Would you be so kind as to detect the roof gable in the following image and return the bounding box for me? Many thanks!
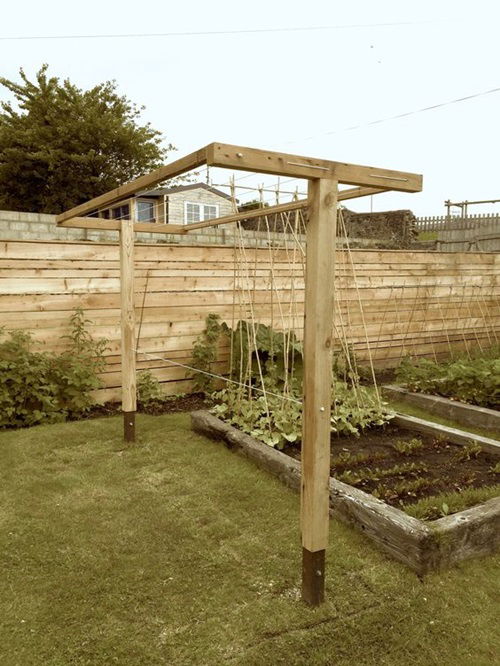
[136,182,233,201]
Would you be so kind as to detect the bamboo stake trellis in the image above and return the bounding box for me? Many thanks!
[56,142,423,606]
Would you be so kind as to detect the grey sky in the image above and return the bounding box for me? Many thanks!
[2,0,499,216]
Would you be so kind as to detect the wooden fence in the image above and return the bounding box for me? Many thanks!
[0,240,498,403]
[416,213,500,232]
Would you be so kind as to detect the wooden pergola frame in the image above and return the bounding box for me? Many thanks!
[56,142,422,606]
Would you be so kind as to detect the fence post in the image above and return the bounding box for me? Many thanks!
[301,178,337,606]
[120,217,137,442]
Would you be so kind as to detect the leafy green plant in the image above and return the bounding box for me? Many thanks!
[0,309,108,428]
[396,354,500,409]
[336,461,427,487]
[211,387,302,449]
[211,378,392,450]
[330,450,389,472]
[137,370,164,409]
[228,320,303,392]
[373,477,434,502]
[190,314,226,394]
[206,318,393,449]
[392,437,424,455]
[455,441,482,462]
[490,462,500,475]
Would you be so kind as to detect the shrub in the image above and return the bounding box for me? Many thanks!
[396,355,500,409]
[0,309,107,428]
[190,314,226,394]
[137,370,165,410]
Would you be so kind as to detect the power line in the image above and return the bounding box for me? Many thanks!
[227,85,500,184]
[0,19,449,42]
[285,85,500,145]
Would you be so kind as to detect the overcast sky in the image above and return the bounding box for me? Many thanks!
[2,0,500,216]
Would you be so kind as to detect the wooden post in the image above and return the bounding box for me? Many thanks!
[301,178,337,605]
[120,216,137,442]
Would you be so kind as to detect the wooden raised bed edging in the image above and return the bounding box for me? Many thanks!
[391,414,500,455]
[384,385,500,439]
[191,410,500,575]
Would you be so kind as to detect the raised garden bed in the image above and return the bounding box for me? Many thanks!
[383,385,500,438]
[191,410,500,575]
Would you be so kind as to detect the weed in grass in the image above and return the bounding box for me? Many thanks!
[392,437,424,455]
[490,462,500,475]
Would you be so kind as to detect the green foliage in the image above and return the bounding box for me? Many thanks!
[238,199,270,211]
[373,477,435,502]
[490,462,500,475]
[211,388,302,449]
[211,379,391,450]
[331,450,389,472]
[455,441,482,462]
[336,461,428,487]
[190,314,227,394]
[392,437,424,455]
[0,65,173,213]
[136,370,164,409]
[202,316,391,448]
[396,354,500,409]
[228,320,303,391]
[403,484,500,520]
[0,309,107,427]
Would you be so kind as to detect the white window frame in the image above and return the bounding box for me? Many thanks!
[136,199,156,223]
[184,201,219,224]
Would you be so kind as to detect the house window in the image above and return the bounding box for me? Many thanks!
[137,200,155,222]
[184,202,219,224]
[111,204,130,220]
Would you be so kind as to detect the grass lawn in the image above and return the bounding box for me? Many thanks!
[0,414,499,666]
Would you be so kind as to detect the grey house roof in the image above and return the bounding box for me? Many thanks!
[135,182,233,201]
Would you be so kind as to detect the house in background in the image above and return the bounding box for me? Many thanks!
[93,183,234,224]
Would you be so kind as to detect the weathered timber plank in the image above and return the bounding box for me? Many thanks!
[384,386,500,438]
[393,414,500,456]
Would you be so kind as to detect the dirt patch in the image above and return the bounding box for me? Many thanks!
[284,424,499,508]
[78,393,213,421]
[137,393,213,415]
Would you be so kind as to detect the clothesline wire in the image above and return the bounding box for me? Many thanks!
[132,348,303,405]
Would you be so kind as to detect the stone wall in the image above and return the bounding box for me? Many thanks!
[341,209,417,249]
[242,207,417,249]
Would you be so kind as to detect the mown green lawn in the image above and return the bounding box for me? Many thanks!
[0,413,498,666]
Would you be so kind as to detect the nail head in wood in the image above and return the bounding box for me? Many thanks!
[123,411,136,443]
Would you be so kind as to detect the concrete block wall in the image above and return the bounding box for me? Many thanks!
[0,209,303,248]
[0,209,390,249]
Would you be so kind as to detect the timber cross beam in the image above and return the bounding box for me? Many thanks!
[56,142,422,228]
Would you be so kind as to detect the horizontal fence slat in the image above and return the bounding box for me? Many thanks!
[0,239,498,401]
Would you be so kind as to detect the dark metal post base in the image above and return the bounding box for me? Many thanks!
[302,548,326,606]
[123,411,136,442]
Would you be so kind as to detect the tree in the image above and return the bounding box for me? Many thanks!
[0,65,174,214]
